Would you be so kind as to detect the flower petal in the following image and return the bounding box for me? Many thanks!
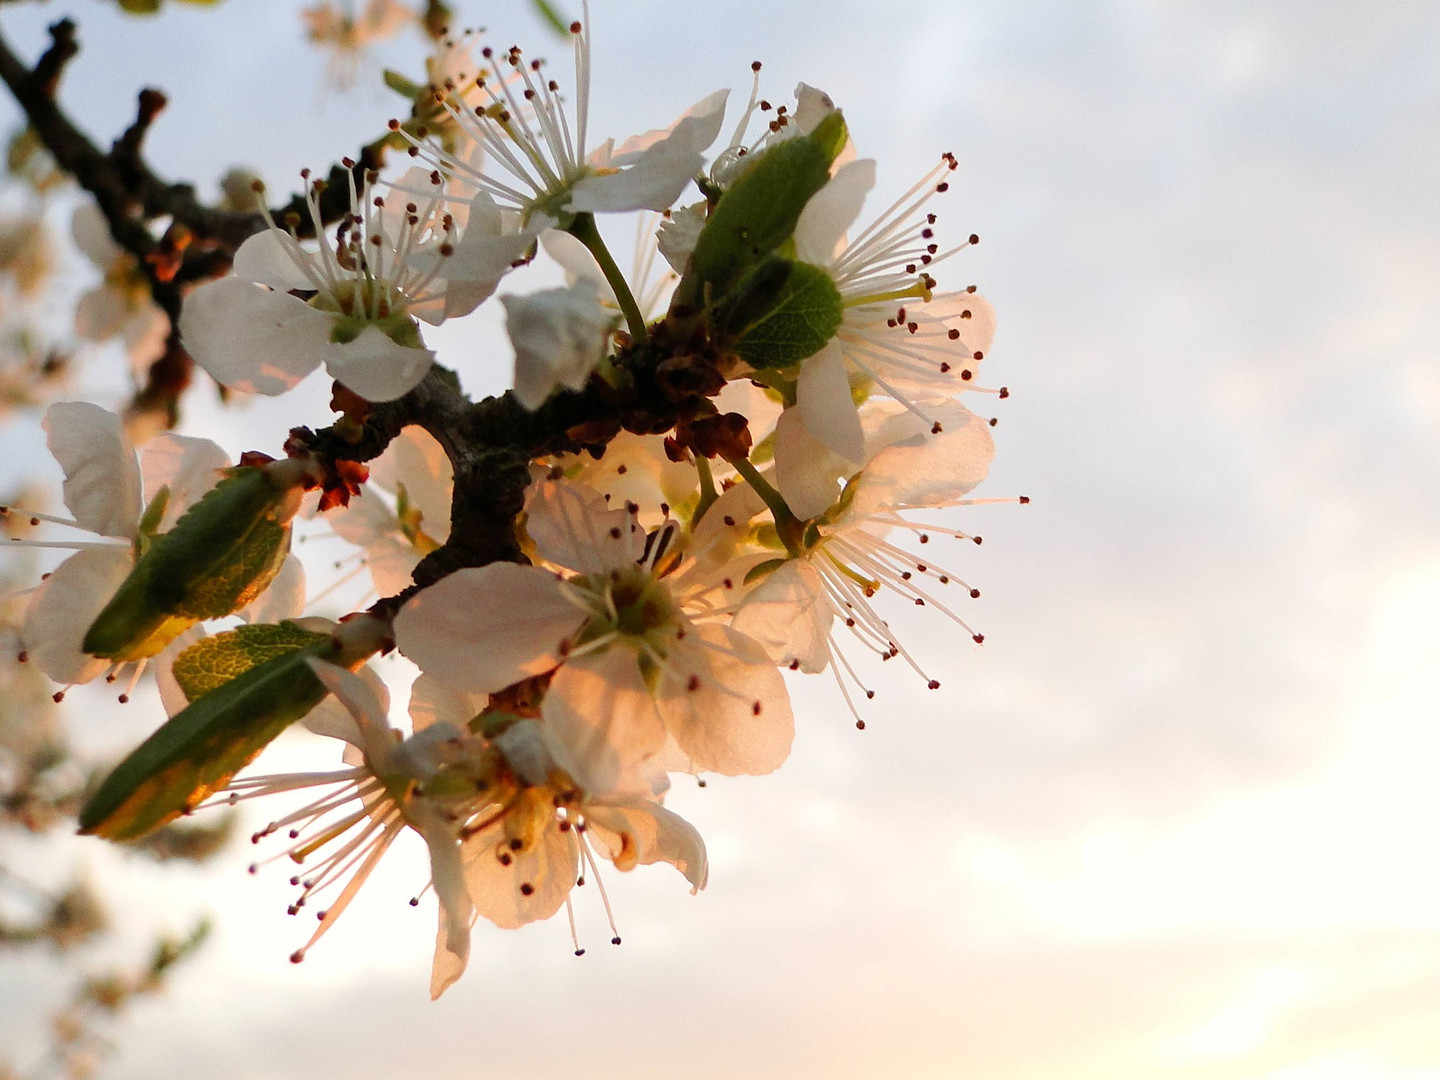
[797,339,866,465]
[43,402,142,539]
[463,812,577,930]
[850,402,996,517]
[794,158,876,266]
[324,325,435,403]
[178,277,330,396]
[231,229,320,292]
[657,623,794,776]
[523,476,637,575]
[408,672,486,733]
[586,797,708,892]
[22,547,135,685]
[541,646,667,797]
[394,563,585,694]
[138,433,230,532]
[70,202,122,270]
[772,406,850,522]
[731,560,833,673]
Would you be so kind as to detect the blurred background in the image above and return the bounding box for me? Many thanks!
[0,1,1438,1077]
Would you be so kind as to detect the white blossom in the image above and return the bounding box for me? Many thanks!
[502,280,614,409]
[398,6,729,224]
[395,476,794,778]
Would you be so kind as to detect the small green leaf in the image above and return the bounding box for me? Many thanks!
[531,0,571,36]
[671,113,847,318]
[383,69,424,101]
[83,466,298,662]
[170,622,331,703]
[117,0,162,12]
[79,639,339,841]
[722,259,844,370]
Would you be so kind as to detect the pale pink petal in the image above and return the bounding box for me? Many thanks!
[657,623,794,776]
[569,89,730,214]
[794,158,876,266]
[850,402,996,517]
[73,286,129,342]
[797,340,865,465]
[541,647,667,797]
[463,815,577,929]
[731,560,832,673]
[326,493,419,598]
[539,229,612,301]
[414,802,470,999]
[179,277,331,396]
[324,325,434,403]
[21,547,134,685]
[307,659,394,763]
[70,202,121,270]
[153,624,206,716]
[367,427,452,540]
[586,798,708,892]
[394,563,585,694]
[524,477,638,576]
[772,407,850,522]
[138,433,230,531]
[408,672,486,733]
[43,402,142,539]
[231,229,319,292]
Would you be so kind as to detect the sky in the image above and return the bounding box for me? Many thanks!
[2,1,1440,1077]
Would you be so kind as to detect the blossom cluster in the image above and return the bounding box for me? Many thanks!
[9,5,1013,998]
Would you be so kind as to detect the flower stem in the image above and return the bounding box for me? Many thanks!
[723,452,805,555]
[567,212,647,344]
[693,454,719,525]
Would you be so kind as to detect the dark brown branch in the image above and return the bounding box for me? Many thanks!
[0,17,399,424]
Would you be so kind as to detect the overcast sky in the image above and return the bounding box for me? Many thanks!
[2,1,1440,1077]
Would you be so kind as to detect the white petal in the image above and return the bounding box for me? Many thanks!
[153,624,206,716]
[585,798,708,892]
[463,814,577,929]
[21,547,135,685]
[324,325,434,403]
[502,282,612,410]
[655,202,706,275]
[393,563,585,694]
[73,286,130,342]
[325,493,419,597]
[541,647,668,797]
[797,340,866,464]
[43,402,142,539]
[539,228,612,301]
[138,433,230,531]
[70,202,122,270]
[367,426,452,540]
[417,803,471,1000]
[771,407,850,522]
[299,662,388,746]
[237,553,307,623]
[231,229,320,292]
[794,158,876,266]
[523,476,637,575]
[657,623,794,776]
[120,303,171,373]
[178,277,330,396]
[850,403,996,517]
[492,720,559,788]
[306,659,395,763]
[732,560,833,673]
[568,89,730,214]
[408,672,485,733]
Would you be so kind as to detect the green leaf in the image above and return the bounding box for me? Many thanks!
[78,638,339,841]
[82,466,297,662]
[531,0,571,35]
[170,622,331,703]
[383,69,424,101]
[672,111,848,318]
[720,259,844,370]
[117,0,162,11]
